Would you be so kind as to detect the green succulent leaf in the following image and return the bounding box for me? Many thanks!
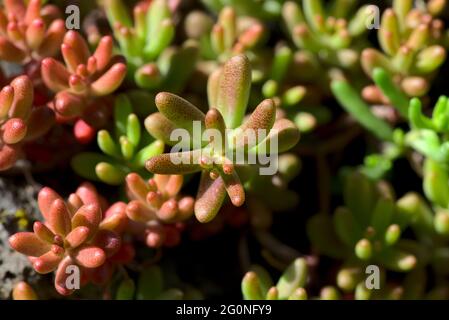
[115,94,133,137]
[331,80,394,141]
[137,266,164,300]
[127,114,141,147]
[98,130,121,159]
[242,272,264,300]
[276,258,308,300]
[71,153,112,182]
[95,162,128,185]
[133,140,165,168]
[372,68,409,118]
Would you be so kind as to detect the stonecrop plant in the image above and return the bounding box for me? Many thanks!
[4,0,449,302]
[145,54,300,223]
[104,0,198,92]
[71,94,164,185]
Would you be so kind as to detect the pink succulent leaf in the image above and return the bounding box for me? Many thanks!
[144,112,179,146]
[73,245,106,269]
[33,221,55,244]
[46,198,72,236]
[126,200,156,222]
[194,171,227,223]
[33,245,64,274]
[38,187,64,220]
[9,232,51,257]
[65,226,90,249]
[90,63,127,96]
[146,150,203,175]
[71,203,102,238]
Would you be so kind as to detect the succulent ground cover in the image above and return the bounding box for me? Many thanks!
[4,0,449,301]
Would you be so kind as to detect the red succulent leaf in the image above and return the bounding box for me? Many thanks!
[33,245,64,274]
[9,232,51,257]
[71,203,102,238]
[73,245,106,268]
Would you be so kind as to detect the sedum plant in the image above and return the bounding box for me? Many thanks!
[145,54,300,223]
[201,0,286,21]
[104,0,198,91]
[71,94,164,185]
[361,0,447,102]
[6,0,449,302]
[242,258,309,300]
[0,75,54,170]
[255,43,331,133]
[8,183,128,295]
[41,31,127,142]
[185,6,265,66]
[0,0,65,65]
[307,171,424,272]
[125,172,194,248]
[282,0,376,71]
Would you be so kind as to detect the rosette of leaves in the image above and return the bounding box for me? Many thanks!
[201,0,286,21]
[71,94,164,185]
[8,183,128,295]
[241,258,343,300]
[125,172,194,248]
[0,0,65,64]
[282,0,375,71]
[257,44,331,133]
[41,30,127,142]
[242,258,309,300]
[0,75,55,170]
[307,171,428,273]
[185,6,265,66]
[361,0,447,102]
[331,84,449,267]
[104,0,198,91]
[145,54,300,223]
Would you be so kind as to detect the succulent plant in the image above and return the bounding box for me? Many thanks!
[282,0,375,71]
[125,172,194,248]
[104,0,198,91]
[8,183,128,295]
[0,0,65,65]
[5,0,449,302]
[41,30,127,142]
[254,43,332,133]
[307,171,426,272]
[201,0,286,21]
[0,75,54,170]
[185,6,265,65]
[145,54,300,223]
[242,258,309,300]
[71,94,164,185]
[361,0,447,102]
